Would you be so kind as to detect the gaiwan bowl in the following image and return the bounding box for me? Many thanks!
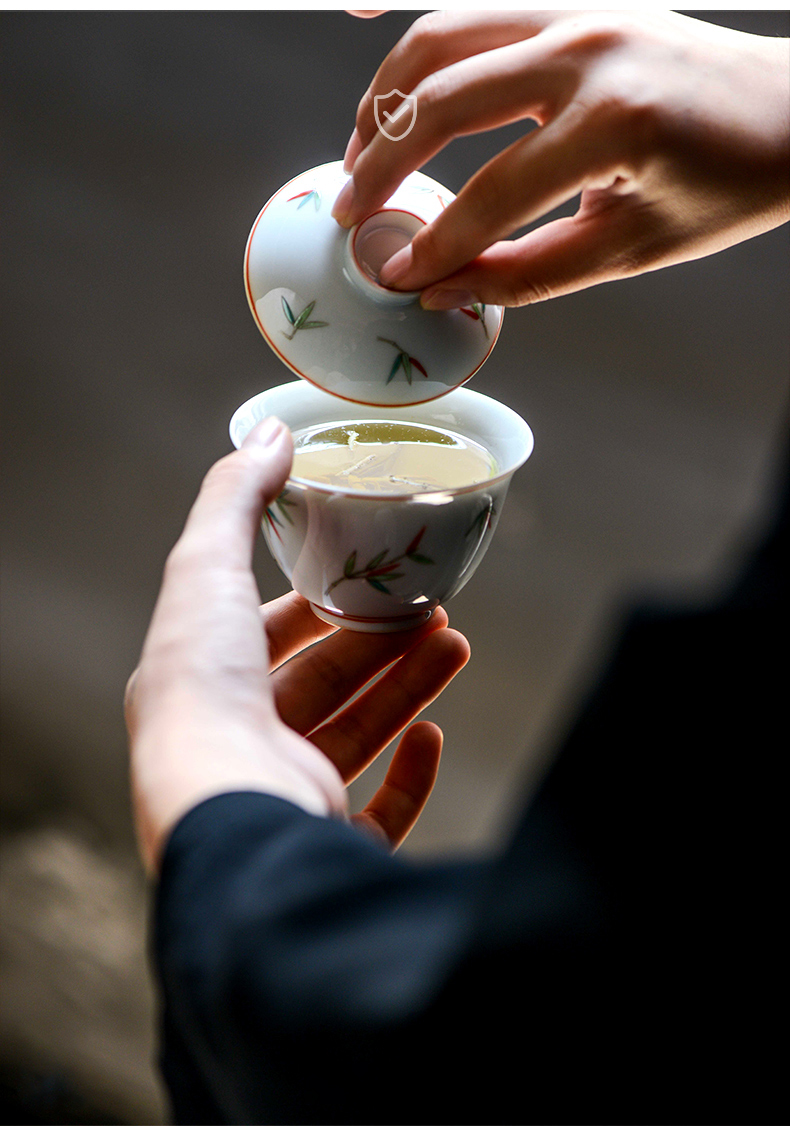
[230,380,534,632]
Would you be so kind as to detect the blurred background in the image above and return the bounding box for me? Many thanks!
[1,9,788,1124]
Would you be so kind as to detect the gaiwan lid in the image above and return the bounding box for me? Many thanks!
[244,161,503,407]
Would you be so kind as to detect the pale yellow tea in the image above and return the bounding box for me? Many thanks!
[291,420,497,494]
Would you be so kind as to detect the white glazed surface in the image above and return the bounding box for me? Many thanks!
[230,381,533,631]
[244,161,504,408]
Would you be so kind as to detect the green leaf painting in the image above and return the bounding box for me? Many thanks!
[281,297,329,340]
[460,303,489,338]
[287,189,321,211]
[466,500,496,539]
[326,526,434,595]
[263,490,296,541]
[377,337,428,385]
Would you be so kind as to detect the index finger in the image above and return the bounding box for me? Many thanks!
[334,29,578,242]
[337,11,566,228]
[349,10,555,159]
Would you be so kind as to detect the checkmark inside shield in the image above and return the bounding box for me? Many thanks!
[374,90,418,140]
[383,102,411,125]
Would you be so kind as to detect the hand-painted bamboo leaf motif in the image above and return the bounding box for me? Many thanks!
[264,508,283,538]
[326,526,433,595]
[282,296,329,340]
[378,337,427,384]
[367,578,391,593]
[364,550,388,571]
[387,353,404,384]
[368,562,402,577]
[473,303,488,338]
[264,490,296,541]
[405,527,426,555]
[405,526,434,565]
[293,300,315,329]
[460,303,489,337]
[287,189,321,211]
[274,493,296,524]
[466,501,496,538]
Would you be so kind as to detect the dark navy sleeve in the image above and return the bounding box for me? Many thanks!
[153,775,608,1126]
[153,460,787,1126]
[153,792,486,1124]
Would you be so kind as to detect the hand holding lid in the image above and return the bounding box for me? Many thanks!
[244,161,503,407]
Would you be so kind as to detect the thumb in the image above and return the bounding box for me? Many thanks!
[174,416,294,573]
[241,414,294,487]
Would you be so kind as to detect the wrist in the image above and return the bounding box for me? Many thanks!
[130,719,347,873]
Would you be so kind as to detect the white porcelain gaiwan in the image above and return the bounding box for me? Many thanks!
[230,381,534,632]
[244,160,504,407]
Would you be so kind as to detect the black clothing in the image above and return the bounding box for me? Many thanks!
[154,464,787,1125]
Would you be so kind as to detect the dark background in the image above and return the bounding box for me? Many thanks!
[2,10,788,1124]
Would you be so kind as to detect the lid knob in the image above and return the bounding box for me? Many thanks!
[344,209,423,306]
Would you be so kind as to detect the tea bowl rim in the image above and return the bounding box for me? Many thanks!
[229,380,534,502]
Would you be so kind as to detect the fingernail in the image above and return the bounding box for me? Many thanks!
[378,244,413,287]
[421,288,478,311]
[343,128,362,173]
[247,415,285,448]
[332,178,356,228]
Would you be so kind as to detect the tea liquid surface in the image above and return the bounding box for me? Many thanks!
[291,420,496,494]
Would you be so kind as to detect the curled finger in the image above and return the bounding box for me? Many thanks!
[260,591,338,671]
[418,187,677,309]
[376,100,621,294]
[347,10,554,167]
[271,606,452,736]
[351,720,443,849]
[308,624,470,782]
[335,22,582,233]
